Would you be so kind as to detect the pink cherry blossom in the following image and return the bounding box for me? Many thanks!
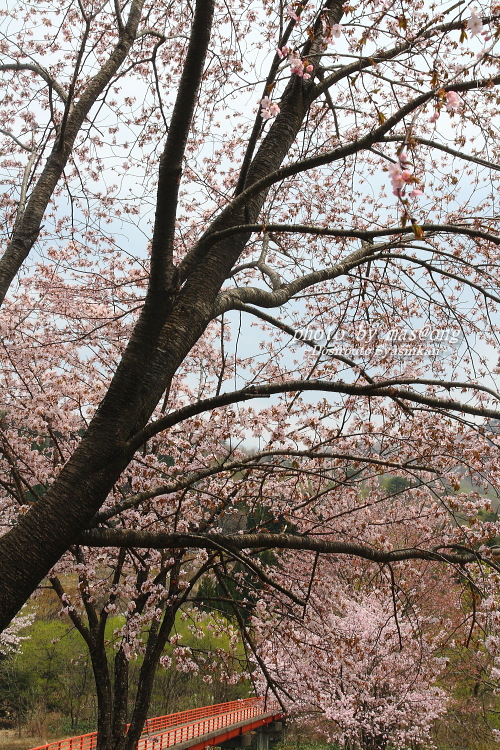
[387,152,423,198]
[445,90,462,111]
[260,97,280,119]
[387,161,405,196]
[255,563,450,750]
[0,614,33,656]
[276,45,290,60]
[468,8,484,36]
[289,54,305,76]
[302,64,314,80]
[287,3,300,22]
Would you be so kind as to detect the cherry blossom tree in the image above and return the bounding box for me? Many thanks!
[0,614,33,658]
[1,0,500,746]
[253,553,455,750]
[45,542,247,750]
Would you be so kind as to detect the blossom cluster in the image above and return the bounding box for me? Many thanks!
[429,90,462,123]
[387,152,423,199]
[260,96,281,119]
[290,54,314,78]
[0,614,33,656]
[277,46,314,78]
[254,574,449,750]
[468,7,484,36]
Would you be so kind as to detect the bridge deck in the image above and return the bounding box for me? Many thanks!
[29,698,283,750]
[142,708,280,750]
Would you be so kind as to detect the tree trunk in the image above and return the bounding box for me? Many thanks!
[112,648,129,748]
[88,637,114,750]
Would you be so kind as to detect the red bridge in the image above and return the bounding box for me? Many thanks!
[30,698,284,750]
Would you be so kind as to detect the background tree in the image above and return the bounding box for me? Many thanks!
[253,545,462,749]
[0,616,33,660]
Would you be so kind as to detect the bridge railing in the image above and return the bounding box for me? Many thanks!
[29,697,280,750]
[137,696,280,750]
[141,697,262,735]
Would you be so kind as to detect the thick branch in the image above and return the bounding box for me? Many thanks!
[209,225,499,312]
[198,221,500,248]
[178,0,345,283]
[79,529,482,567]
[234,1,314,195]
[147,0,215,299]
[313,14,500,98]
[215,241,381,312]
[129,378,499,449]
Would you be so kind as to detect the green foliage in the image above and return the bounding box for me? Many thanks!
[0,618,96,733]
[381,475,415,495]
[0,604,250,737]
